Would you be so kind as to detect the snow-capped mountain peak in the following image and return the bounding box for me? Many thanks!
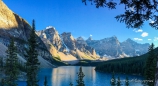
[46,26,55,30]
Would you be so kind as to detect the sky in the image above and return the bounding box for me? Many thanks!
[3,0,158,46]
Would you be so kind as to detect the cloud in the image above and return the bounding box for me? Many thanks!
[133,38,143,41]
[90,34,92,37]
[148,39,152,41]
[154,37,158,41]
[141,32,148,37]
[133,29,143,32]
[136,29,143,32]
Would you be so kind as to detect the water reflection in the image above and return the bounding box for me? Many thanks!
[51,66,86,86]
[17,66,143,86]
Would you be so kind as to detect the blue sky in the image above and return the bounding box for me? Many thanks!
[3,0,158,46]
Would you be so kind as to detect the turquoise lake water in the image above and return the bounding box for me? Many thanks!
[17,66,144,86]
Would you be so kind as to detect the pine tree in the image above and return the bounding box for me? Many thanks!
[116,77,121,86]
[125,76,129,86]
[69,82,73,86]
[26,20,40,86]
[76,66,85,86]
[69,76,73,86]
[1,78,5,86]
[0,57,3,71]
[110,72,116,86]
[5,38,19,86]
[44,76,48,86]
[144,43,156,86]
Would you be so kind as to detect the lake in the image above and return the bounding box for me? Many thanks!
[17,66,144,86]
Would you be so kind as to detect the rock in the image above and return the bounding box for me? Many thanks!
[86,36,123,58]
[36,26,62,51]
[86,36,150,58]
[120,38,149,57]
[37,29,99,61]
[61,32,76,50]
[0,1,55,68]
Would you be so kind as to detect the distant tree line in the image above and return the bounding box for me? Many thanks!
[1,19,156,86]
[110,72,129,86]
[95,56,146,75]
[95,43,157,86]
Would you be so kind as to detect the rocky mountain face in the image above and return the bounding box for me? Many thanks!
[36,27,99,61]
[0,1,54,68]
[86,36,124,58]
[37,25,150,60]
[86,36,150,58]
[120,38,150,56]
[36,26,63,51]
[61,32,97,57]
[0,0,150,67]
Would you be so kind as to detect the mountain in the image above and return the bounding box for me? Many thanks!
[121,38,150,56]
[37,25,149,60]
[61,32,97,58]
[95,46,158,77]
[0,1,55,68]
[36,26,99,63]
[86,36,124,58]
[86,36,150,58]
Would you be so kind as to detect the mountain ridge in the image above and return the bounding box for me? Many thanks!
[0,0,150,66]
[0,1,57,68]
[86,36,150,58]
[36,26,99,63]
[37,26,150,60]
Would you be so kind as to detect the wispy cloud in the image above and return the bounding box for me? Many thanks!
[133,38,143,41]
[136,29,143,32]
[148,39,152,41]
[90,34,92,37]
[154,37,158,41]
[141,32,148,37]
[133,29,143,32]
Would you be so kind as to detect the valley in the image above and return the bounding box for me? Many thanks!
[0,0,156,86]
[0,0,150,66]
[36,26,150,65]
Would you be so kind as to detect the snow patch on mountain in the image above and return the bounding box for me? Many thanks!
[59,35,70,54]
[46,26,55,30]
